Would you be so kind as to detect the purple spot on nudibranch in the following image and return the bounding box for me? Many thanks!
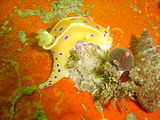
[54,35,57,40]
[48,83,52,85]
[83,21,88,23]
[54,76,57,78]
[70,18,77,20]
[44,85,48,87]
[55,58,58,60]
[59,53,63,55]
[96,26,100,29]
[49,80,52,82]
[64,35,69,40]
[57,64,60,67]
[59,32,62,35]
[52,51,55,54]
[58,69,61,72]
[59,27,64,31]
[90,33,94,37]
[104,31,107,37]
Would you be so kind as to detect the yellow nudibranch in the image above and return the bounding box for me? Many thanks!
[37,17,113,89]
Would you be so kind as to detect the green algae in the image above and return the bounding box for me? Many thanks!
[77,9,90,16]
[25,43,29,45]
[23,86,39,95]
[0,20,12,34]
[18,31,27,43]
[17,30,30,51]
[16,47,22,52]
[120,101,128,111]
[81,104,87,111]
[89,4,95,8]
[33,106,48,120]
[14,6,18,9]
[14,9,51,24]
[125,112,137,120]
[1,21,9,29]
[66,49,80,68]
[49,0,90,17]
[152,26,158,30]
[133,6,141,13]
[0,21,13,39]
[126,0,141,14]
[9,86,39,120]
[15,0,91,24]
[5,34,13,38]
[15,9,39,17]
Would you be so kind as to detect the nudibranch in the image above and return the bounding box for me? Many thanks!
[37,17,113,89]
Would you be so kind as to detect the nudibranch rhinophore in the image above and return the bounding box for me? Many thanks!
[37,16,113,89]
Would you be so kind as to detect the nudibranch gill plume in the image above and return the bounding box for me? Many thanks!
[37,17,113,89]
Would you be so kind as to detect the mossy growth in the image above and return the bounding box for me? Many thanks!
[108,47,134,71]
[125,112,137,120]
[0,20,12,34]
[10,86,39,120]
[33,106,48,120]
[18,31,27,43]
[66,49,80,68]
[15,0,91,24]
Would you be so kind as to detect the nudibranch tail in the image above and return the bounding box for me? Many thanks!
[37,17,113,89]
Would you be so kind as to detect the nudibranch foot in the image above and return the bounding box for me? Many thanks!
[37,17,113,89]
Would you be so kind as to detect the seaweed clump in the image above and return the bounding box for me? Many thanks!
[66,30,160,112]
[66,41,105,93]
[129,29,160,112]
[66,41,138,111]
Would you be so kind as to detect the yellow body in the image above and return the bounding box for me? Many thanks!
[38,17,113,89]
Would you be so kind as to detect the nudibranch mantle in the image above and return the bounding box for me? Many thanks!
[37,17,113,89]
